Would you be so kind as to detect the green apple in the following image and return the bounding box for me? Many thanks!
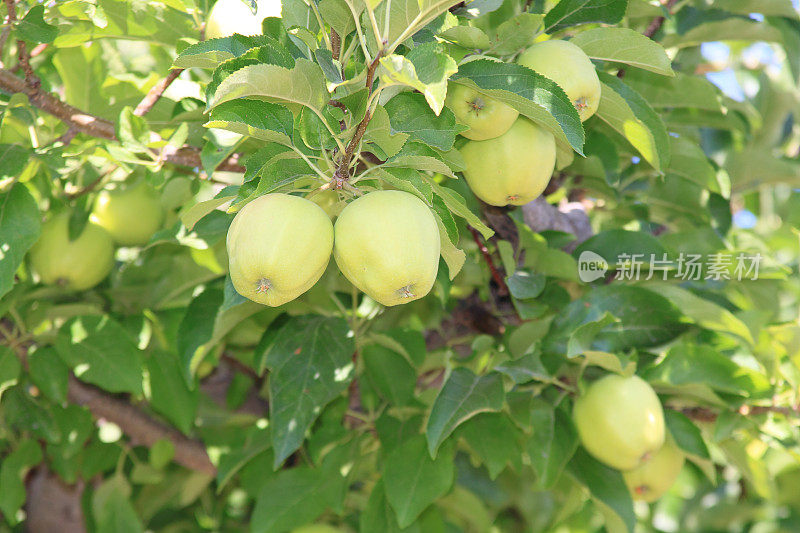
[573,374,665,471]
[517,40,601,122]
[205,0,281,39]
[445,84,519,141]
[460,117,556,206]
[227,193,333,306]
[623,436,685,502]
[333,190,440,306]
[29,212,115,291]
[90,181,164,246]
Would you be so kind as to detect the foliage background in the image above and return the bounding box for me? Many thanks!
[1,0,800,532]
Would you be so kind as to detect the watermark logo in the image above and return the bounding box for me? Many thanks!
[578,251,609,282]
[577,251,763,282]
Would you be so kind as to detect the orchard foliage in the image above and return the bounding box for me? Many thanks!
[1,0,800,532]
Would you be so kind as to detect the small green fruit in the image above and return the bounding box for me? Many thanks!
[445,84,519,141]
[573,374,665,471]
[205,0,281,39]
[517,40,601,122]
[91,181,164,246]
[460,117,555,206]
[623,436,685,502]
[29,212,115,291]
[226,193,333,306]
[333,190,440,306]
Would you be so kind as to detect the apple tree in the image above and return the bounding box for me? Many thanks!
[1,0,800,531]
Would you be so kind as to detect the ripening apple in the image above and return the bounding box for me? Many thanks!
[90,181,164,246]
[623,435,685,502]
[573,374,665,471]
[29,212,115,291]
[445,83,519,141]
[226,193,334,306]
[517,40,601,122]
[459,117,556,206]
[205,0,282,39]
[333,190,440,306]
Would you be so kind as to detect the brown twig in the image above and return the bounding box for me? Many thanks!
[0,68,244,172]
[9,42,46,73]
[1,0,15,60]
[644,0,680,39]
[681,404,800,422]
[330,29,341,61]
[468,225,509,295]
[332,50,383,187]
[134,68,183,117]
[67,378,216,475]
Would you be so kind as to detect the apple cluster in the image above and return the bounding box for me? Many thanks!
[450,40,600,207]
[226,190,441,307]
[573,374,686,502]
[28,181,165,291]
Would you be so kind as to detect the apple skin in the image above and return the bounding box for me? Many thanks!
[90,181,164,246]
[205,0,281,39]
[226,194,334,307]
[29,212,115,291]
[445,84,519,141]
[573,374,665,471]
[623,436,685,502]
[459,117,556,207]
[333,190,440,307]
[517,40,601,122]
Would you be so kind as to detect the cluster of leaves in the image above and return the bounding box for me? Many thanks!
[2,0,800,532]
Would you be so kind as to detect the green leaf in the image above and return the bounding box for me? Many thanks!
[207,59,330,116]
[571,27,674,76]
[595,72,671,171]
[452,59,584,154]
[528,401,578,488]
[495,350,551,384]
[643,283,754,346]
[28,346,68,403]
[364,105,410,159]
[573,229,667,268]
[379,44,458,115]
[205,99,294,145]
[177,287,224,383]
[173,34,290,69]
[92,475,144,533]
[55,315,144,395]
[438,25,491,49]
[180,196,235,231]
[372,168,432,202]
[567,448,635,533]
[548,285,687,353]
[384,92,464,151]
[422,176,493,239]
[0,144,29,180]
[384,435,455,528]
[265,316,355,467]
[425,368,504,456]
[0,183,41,298]
[667,136,719,191]
[386,142,459,178]
[16,5,58,43]
[0,346,20,402]
[363,344,417,406]
[314,48,344,85]
[491,13,544,55]
[146,350,199,434]
[460,412,522,479]
[544,0,628,32]
[664,409,710,459]
[662,17,783,48]
[319,0,358,38]
[434,212,466,280]
[623,70,721,111]
[251,462,348,533]
[216,425,272,491]
[505,269,545,299]
[644,343,772,399]
[361,479,416,533]
[0,440,43,525]
[205,43,296,102]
